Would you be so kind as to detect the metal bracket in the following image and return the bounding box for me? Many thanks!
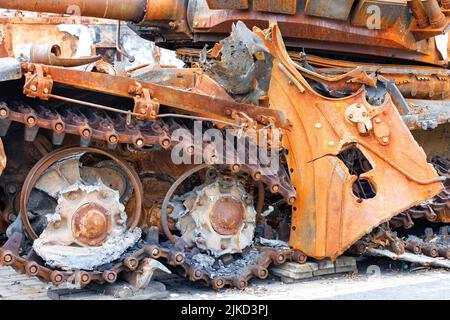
[345,103,376,135]
[132,88,160,122]
[23,64,53,100]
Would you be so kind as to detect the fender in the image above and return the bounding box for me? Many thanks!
[259,25,444,260]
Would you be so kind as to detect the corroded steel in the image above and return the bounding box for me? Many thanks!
[0,0,147,22]
[0,1,449,291]
[2,0,450,64]
[257,24,444,260]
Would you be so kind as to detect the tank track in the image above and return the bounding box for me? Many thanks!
[0,100,299,290]
[390,157,449,229]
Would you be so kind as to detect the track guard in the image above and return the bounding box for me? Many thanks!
[259,25,444,260]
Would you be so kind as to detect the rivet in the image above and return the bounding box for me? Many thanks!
[27,117,35,125]
[315,123,322,129]
[109,135,118,144]
[375,118,381,124]
[382,137,389,143]
[82,129,91,137]
[55,123,63,131]
[328,141,335,146]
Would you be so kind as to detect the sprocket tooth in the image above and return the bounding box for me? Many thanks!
[24,126,39,142]
[52,132,66,146]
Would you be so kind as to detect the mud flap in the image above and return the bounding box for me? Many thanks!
[258,25,444,260]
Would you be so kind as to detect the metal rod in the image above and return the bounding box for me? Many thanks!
[48,94,140,116]
[156,113,244,128]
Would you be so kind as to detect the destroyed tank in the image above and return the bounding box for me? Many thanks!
[0,0,448,290]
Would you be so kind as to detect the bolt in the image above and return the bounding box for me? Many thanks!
[253,172,261,181]
[136,138,144,147]
[0,108,7,117]
[109,135,118,144]
[215,278,224,287]
[162,139,170,148]
[30,85,37,92]
[232,164,240,172]
[356,104,361,108]
[194,21,199,27]
[375,118,382,124]
[55,123,63,132]
[7,184,17,194]
[3,253,12,263]
[175,253,184,263]
[315,123,322,129]
[288,196,296,205]
[81,274,90,283]
[362,112,368,117]
[107,273,116,281]
[52,272,63,284]
[277,253,286,263]
[29,265,38,274]
[328,141,335,147]
[349,114,354,119]
[27,117,35,126]
[194,269,203,278]
[271,184,280,193]
[187,145,194,154]
[82,129,91,138]
[43,88,49,94]
[382,137,389,143]
[202,21,207,27]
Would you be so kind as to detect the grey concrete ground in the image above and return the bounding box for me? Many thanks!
[0,263,450,300]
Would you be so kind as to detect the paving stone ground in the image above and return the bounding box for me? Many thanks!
[1,261,450,300]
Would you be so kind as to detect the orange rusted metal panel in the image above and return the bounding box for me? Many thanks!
[0,0,147,22]
[206,0,249,10]
[256,24,444,260]
[253,0,297,15]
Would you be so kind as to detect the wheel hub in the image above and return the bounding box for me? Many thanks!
[72,202,111,246]
[172,178,256,258]
[210,197,245,236]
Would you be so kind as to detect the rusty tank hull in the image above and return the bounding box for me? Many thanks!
[0,1,447,290]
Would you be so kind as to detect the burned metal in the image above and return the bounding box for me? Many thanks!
[30,44,102,67]
[0,1,449,292]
